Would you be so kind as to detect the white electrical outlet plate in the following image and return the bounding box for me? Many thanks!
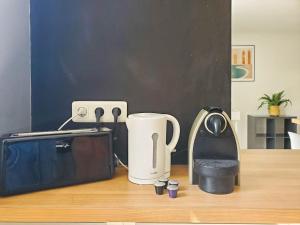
[72,101,127,123]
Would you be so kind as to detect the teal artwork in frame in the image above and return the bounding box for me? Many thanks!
[232,45,255,82]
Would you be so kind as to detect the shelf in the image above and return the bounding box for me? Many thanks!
[248,115,297,149]
[248,115,297,119]
[256,133,290,139]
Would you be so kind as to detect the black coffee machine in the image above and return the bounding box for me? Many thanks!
[188,107,240,194]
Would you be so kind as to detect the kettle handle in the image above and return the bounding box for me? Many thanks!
[165,114,180,152]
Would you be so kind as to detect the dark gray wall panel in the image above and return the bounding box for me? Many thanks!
[31,0,231,163]
[0,0,31,135]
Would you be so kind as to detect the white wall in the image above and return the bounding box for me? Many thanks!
[232,0,300,149]
[232,32,300,148]
[0,0,31,134]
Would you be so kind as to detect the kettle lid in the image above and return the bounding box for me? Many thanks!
[128,113,165,120]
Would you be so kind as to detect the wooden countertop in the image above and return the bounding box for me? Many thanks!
[1,150,300,224]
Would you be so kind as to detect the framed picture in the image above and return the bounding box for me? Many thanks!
[231,45,255,82]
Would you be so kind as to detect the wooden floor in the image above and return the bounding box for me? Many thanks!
[292,118,300,125]
[0,150,300,224]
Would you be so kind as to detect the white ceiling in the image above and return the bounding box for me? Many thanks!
[232,0,300,33]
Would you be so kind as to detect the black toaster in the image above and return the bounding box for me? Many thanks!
[0,128,114,196]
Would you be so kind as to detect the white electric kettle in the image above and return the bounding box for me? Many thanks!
[126,113,180,184]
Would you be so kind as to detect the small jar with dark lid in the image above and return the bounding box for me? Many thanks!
[154,181,165,195]
[168,180,179,187]
[158,177,169,189]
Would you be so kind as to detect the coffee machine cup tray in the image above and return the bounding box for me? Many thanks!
[193,159,239,194]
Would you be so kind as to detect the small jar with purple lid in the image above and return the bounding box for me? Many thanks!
[167,185,178,198]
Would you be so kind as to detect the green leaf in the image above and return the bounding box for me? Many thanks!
[263,94,271,101]
[259,97,271,101]
[279,99,292,107]
[258,101,268,110]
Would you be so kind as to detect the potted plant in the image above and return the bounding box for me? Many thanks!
[258,91,292,117]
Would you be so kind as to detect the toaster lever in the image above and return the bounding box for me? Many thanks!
[56,141,71,152]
